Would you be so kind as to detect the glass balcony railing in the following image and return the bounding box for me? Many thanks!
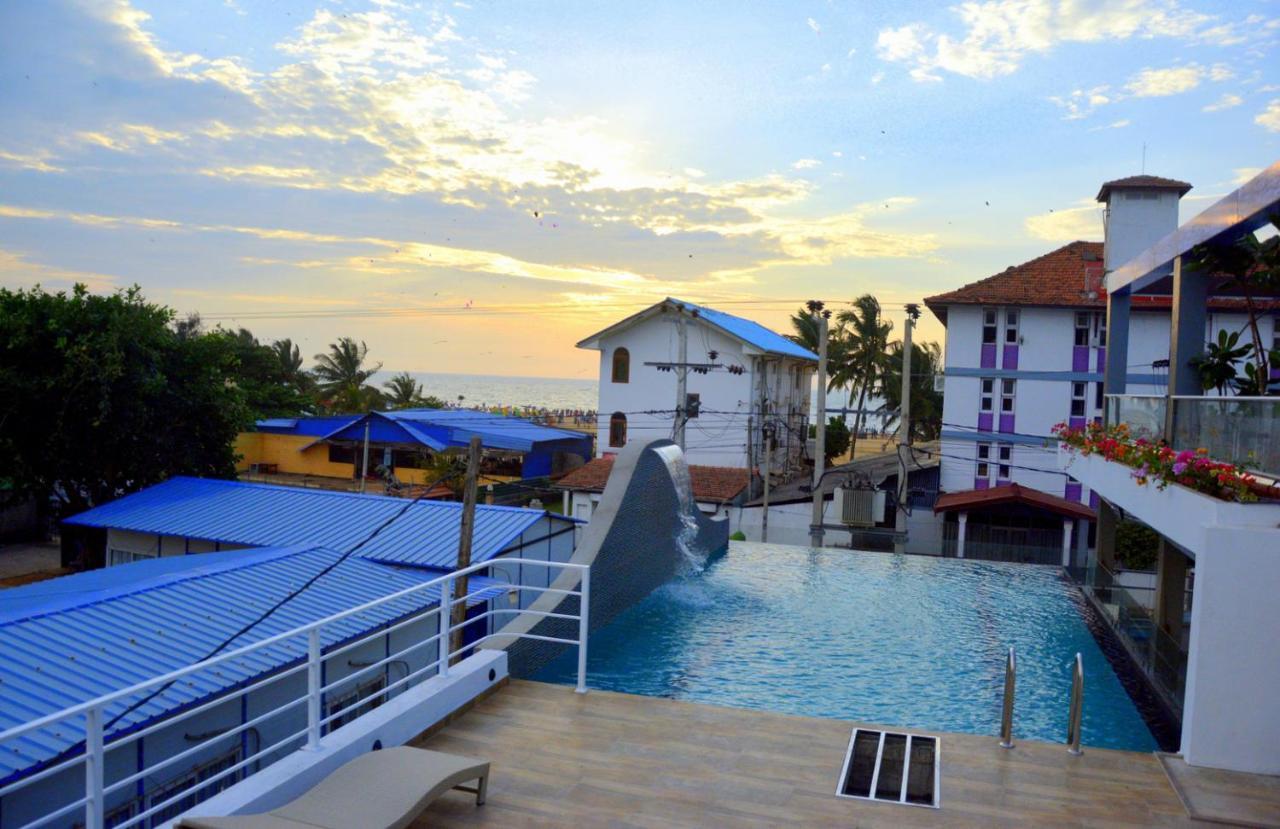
[1105,394,1280,478]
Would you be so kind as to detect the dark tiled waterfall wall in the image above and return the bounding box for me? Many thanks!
[505,440,729,677]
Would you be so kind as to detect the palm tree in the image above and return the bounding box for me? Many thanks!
[384,371,425,409]
[879,340,943,442]
[833,295,893,457]
[787,307,846,395]
[313,338,382,413]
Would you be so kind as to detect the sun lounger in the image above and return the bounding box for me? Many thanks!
[178,747,489,829]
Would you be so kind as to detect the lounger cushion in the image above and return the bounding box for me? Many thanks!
[179,747,488,829]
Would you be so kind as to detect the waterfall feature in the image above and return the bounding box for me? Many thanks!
[490,438,729,676]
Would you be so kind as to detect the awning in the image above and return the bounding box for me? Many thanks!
[933,483,1094,521]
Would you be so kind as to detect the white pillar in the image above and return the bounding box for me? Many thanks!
[956,512,968,559]
[1061,518,1073,568]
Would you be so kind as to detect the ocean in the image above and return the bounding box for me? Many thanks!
[378,371,599,411]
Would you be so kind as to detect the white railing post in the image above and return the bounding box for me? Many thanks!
[439,576,453,679]
[306,628,322,749]
[575,567,591,695]
[84,704,104,829]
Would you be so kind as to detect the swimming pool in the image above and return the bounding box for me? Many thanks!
[538,542,1158,752]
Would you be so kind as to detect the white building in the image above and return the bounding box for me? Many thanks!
[924,175,1271,563]
[577,298,817,471]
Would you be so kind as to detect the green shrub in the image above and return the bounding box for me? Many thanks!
[1115,519,1159,571]
[729,531,747,541]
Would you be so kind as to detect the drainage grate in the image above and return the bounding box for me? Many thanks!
[836,728,940,809]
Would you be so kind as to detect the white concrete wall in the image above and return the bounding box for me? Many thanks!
[1103,188,1180,272]
[1181,525,1280,774]
[590,313,812,469]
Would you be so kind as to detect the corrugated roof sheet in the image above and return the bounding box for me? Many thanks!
[257,410,590,454]
[667,298,818,361]
[63,477,562,569]
[0,546,506,784]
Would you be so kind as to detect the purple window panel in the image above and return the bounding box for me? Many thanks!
[1096,347,1106,374]
[996,478,1011,488]
[1089,491,1099,510]
[980,343,997,369]
[1068,416,1086,430]
[1002,344,1019,370]
[1064,482,1083,502]
[1072,346,1089,372]
[977,412,994,432]
[974,478,990,491]
[998,413,1015,433]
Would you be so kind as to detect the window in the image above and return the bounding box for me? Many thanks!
[327,676,387,732]
[611,347,630,383]
[1096,312,1107,347]
[1074,312,1090,347]
[976,443,991,479]
[998,446,1012,479]
[328,443,356,464]
[981,309,998,345]
[1000,379,1016,413]
[1071,382,1087,417]
[1004,309,1020,344]
[980,378,995,412]
[108,548,155,567]
[608,412,627,447]
[1094,381,1104,410]
[147,746,243,825]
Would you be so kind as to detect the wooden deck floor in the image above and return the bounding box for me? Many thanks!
[412,680,1208,828]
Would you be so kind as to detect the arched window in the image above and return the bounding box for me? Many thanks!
[611,347,630,383]
[609,412,627,447]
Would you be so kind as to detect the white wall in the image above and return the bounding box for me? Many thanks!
[1103,189,1180,273]
[590,313,813,469]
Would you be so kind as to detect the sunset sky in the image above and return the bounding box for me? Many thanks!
[1,0,1277,380]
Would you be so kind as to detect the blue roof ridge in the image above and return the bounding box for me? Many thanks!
[73,476,550,516]
[0,545,329,628]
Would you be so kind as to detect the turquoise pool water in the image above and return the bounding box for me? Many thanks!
[537,542,1157,752]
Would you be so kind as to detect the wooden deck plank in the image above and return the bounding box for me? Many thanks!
[411,679,1210,827]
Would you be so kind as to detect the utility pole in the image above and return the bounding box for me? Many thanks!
[746,414,755,496]
[761,421,773,543]
[894,304,919,555]
[809,302,829,548]
[450,435,482,663]
[674,306,689,452]
[359,420,371,493]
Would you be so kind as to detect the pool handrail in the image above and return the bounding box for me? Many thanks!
[999,647,1016,749]
[1066,652,1084,755]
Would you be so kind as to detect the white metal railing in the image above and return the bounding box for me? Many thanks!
[0,558,590,829]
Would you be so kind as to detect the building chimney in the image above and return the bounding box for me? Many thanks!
[1097,175,1192,272]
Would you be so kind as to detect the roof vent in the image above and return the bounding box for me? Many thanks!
[837,728,939,808]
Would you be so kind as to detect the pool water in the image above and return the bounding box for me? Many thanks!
[537,542,1157,752]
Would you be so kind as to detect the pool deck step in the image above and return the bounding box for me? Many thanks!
[410,679,1217,827]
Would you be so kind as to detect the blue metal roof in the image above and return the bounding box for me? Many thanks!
[63,477,566,569]
[0,546,507,784]
[255,410,589,454]
[667,299,818,362]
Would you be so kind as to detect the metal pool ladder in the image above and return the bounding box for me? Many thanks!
[1066,653,1084,755]
[999,647,1015,749]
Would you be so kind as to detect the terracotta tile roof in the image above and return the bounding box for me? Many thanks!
[934,483,1095,520]
[555,457,749,503]
[924,241,1107,313]
[1096,175,1192,202]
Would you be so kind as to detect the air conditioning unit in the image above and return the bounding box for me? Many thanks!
[834,487,886,527]
[933,374,946,393]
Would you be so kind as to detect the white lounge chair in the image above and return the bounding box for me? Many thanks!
[178,747,489,829]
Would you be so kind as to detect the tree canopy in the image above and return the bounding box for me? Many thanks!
[0,286,249,514]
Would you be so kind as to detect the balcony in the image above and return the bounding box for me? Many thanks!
[1106,394,1280,479]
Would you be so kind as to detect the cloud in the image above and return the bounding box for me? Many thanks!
[1257,100,1280,132]
[1024,201,1103,242]
[807,17,821,34]
[1048,85,1112,119]
[0,247,117,291]
[875,1,1254,82]
[1203,93,1243,112]
[1232,167,1263,186]
[1088,119,1131,131]
[1125,64,1205,97]
[792,158,821,170]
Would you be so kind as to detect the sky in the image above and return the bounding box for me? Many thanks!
[0,0,1277,382]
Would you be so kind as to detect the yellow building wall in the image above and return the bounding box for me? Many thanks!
[236,432,437,484]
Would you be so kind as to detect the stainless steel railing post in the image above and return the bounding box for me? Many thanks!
[999,646,1016,749]
[1067,652,1084,755]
